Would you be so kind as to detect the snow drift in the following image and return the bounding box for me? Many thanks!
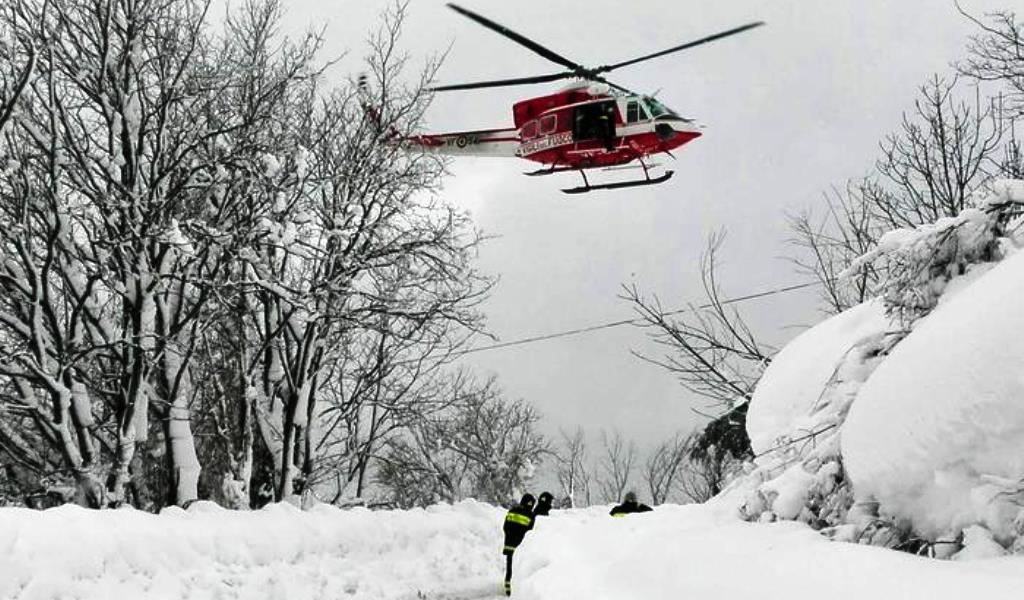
[0,500,505,600]
[732,180,1024,556]
[746,299,892,456]
[517,503,1024,600]
[3,500,1024,600]
[842,247,1024,545]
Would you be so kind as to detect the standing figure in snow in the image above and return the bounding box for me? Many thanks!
[502,493,536,596]
[533,491,554,517]
[609,491,653,516]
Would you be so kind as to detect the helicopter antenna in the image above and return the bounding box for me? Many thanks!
[431,4,763,93]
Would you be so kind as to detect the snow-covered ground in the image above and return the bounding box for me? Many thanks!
[0,501,504,600]
[2,499,1023,600]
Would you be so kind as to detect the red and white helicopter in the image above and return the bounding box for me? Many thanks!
[405,4,764,194]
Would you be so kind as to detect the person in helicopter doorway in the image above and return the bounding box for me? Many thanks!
[502,493,536,596]
[595,103,616,152]
[609,490,653,517]
[533,491,554,517]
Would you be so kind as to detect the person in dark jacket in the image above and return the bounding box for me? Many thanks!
[609,490,653,517]
[533,491,554,517]
[502,493,536,596]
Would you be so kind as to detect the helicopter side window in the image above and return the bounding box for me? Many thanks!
[626,100,648,123]
[522,120,539,140]
[540,115,557,135]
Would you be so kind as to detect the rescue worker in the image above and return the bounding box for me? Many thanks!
[533,491,554,517]
[595,106,615,151]
[609,490,653,517]
[502,493,536,596]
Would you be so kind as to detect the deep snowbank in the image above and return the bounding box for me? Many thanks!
[718,298,896,529]
[3,500,1022,600]
[843,247,1024,544]
[746,299,892,455]
[732,182,1024,554]
[0,500,505,600]
[516,503,1024,600]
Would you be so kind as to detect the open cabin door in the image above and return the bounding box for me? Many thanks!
[572,100,617,147]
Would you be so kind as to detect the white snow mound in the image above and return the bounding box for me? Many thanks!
[0,500,505,600]
[746,299,892,455]
[842,248,1024,542]
[516,503,1024,600]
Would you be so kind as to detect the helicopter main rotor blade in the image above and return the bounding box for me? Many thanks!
[447,3,587,73]
[430,71,575,92]
[595,21,765,74]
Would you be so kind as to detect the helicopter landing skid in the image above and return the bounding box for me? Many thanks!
[561,157,673,194]
[561,170,674,194]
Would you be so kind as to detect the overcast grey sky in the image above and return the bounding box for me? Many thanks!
[280,0,1016,450]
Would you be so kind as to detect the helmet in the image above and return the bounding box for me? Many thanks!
[538,491,553,504]
[520,493,536,507]
[624,491,637,503]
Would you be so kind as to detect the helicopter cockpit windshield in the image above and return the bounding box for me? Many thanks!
[643,96,678,118]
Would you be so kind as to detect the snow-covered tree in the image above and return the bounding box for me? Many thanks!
[216,4,489,503]
[844,180,1024,323]
[554,427,591,508]
[626,233,772,412]
[625,234,766,498]
[0,0,255,506]
[595,430,636,504]
[961,7,1024,121]
[0,0,488,511]
[377,375,547,508]
[643,432,688,505]
[790,75,1012,314]
[313,313,483,502]
[0,0,34,135]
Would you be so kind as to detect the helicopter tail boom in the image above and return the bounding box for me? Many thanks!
[358,73,519,157]
[402,128,521,157]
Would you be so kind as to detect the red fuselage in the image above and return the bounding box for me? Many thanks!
[512,86,702,168]
[408,84,702,171]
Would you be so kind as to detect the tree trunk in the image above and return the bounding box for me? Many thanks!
[277,392,296,501]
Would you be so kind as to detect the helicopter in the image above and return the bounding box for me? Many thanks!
[398,4,764,194]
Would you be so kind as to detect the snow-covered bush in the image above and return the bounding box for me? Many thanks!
[728,299,898,531]
[843,243,1024,555]
[726,181,1024,558]
[843,180,1024,324]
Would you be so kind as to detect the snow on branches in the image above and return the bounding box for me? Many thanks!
[842,180,1024,324]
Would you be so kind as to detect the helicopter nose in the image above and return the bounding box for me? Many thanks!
[657,115,701,135]
[655,123,675,141]
[655,118,701,141]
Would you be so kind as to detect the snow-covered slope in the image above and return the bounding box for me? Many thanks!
[843,247,1024,545]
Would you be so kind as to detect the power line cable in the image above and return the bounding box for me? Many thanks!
[451,280,819,359]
